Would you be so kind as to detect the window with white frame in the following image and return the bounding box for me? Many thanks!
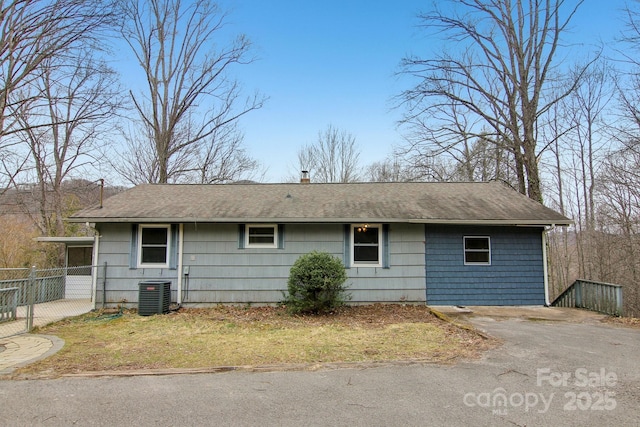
[139,225,170,267]
[464,236,491,265]
[246,224,278,248]
[351,224,382,267]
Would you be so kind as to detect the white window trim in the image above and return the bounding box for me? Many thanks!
[245,224,278,248]
[351,224,382,268]
[138,224,171,268]
[463,236,491,265]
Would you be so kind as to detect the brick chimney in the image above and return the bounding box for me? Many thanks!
[300,170,310,184]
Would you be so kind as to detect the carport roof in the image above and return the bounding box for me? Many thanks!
[68,181,572,226]
[35,237,95,245]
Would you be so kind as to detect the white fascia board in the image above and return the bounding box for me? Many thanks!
[67,217,572,227]
[35,236,95,244]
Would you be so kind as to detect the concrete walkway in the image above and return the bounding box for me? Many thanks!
[433,305,610,323]
[0,299,92,337]
[0,299,91,375]
[0,334,64,374]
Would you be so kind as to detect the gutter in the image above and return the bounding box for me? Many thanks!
[67,217,573,227]
[177,224,184,304]
[91,233,100,311]
[542,226,551,306]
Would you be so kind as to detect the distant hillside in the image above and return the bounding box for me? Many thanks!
[0,179,128,217]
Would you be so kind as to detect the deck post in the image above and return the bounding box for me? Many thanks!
[615,286,624,316]
[574,280,582,308]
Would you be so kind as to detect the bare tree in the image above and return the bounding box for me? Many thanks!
[194,122,261,184]
[365,156,420,182]
[293,125,361,183]
[0,214,44,268]
[595,149,640,316]
[614,2,640,152]
[118,0,264,184]
[11,51,122,238]
[398,0,591,203]
[0,0,114,188]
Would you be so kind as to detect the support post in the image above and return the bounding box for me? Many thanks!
[575,280,582,308]
[102,262,107,309]
[615,286,623,316]
[90,233,100,310]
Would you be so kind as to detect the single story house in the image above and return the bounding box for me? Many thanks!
[68,181,572,307]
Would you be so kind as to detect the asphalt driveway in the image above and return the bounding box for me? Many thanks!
[1,310,638,426]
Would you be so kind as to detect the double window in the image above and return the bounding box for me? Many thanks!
[139,225,170,267]
[464,236,491,265]
[351,224,382,267]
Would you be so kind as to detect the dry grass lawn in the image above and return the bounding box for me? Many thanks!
[15,304,497,378]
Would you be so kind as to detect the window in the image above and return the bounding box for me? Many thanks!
[464,236,491,265]
[139,225,170,267]
[352,224,382,267]
[246,224,277,248]
[67,246,92,276]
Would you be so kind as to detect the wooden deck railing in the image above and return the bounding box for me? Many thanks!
[0,275,65,306]
[552,279,624,316]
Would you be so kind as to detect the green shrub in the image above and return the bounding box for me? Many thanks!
[283,251,350,314]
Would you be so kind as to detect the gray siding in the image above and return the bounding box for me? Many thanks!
[425,225,545,306]
[95,222,426,305]
[95,224,180,304]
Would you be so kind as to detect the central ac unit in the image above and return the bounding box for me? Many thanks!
[138,281,171,316]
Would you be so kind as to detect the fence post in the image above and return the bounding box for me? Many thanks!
[26,266,36,331]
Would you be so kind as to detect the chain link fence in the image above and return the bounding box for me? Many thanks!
[0,266,94,338]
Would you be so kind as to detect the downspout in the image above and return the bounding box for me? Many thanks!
[90,232,100,310]
[177,223,184,304]
[542,226,552,306]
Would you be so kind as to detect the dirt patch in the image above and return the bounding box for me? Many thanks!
[604,316,640,328]
[187,304,461,327]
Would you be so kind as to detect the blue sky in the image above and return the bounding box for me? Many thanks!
[121,1,627,183]
[228,0,422,181]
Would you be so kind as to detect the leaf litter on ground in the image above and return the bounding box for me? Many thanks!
[13,304,499,378]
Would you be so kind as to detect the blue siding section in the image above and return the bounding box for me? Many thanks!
[425,225,545,306]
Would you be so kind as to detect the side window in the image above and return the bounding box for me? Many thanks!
[351,224,382,267]
[464,236,491,265]
[246,224,277,248]
[67,246,92,275]
[139,225,170,267]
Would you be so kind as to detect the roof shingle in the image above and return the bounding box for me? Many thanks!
[69,182,572,226]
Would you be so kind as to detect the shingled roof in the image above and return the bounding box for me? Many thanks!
[69,181,572,226]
